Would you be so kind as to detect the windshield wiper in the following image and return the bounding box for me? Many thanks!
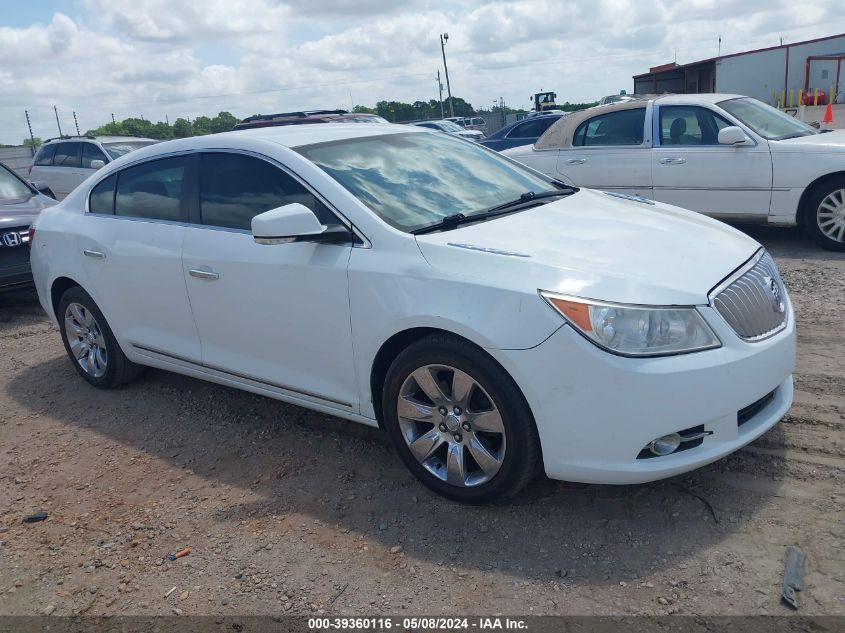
[479,188,573,215]
[412,188,575,235]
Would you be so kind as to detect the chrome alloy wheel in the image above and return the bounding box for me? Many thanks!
[397,364,506,487]
[817,188,845,243]
[64,302,108,379]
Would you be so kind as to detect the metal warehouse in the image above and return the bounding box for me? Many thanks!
[633,32,845,106]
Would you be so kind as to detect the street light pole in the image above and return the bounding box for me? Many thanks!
[440,33,454,118]
[436,70,445,119]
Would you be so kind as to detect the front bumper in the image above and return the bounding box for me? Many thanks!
[488,303,796,484]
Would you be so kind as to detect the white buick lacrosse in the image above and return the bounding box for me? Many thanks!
[29,123,795,502]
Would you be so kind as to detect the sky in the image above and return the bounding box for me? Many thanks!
[1,0,844,145]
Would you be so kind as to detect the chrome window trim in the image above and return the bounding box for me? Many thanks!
[85,147,371,248]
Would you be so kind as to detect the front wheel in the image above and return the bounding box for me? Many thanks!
[803,178,845,251]
[382,334,541,503]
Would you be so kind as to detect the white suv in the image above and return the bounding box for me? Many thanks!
[30,136,157,200]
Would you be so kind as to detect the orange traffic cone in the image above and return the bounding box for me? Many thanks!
[822,102,834,124]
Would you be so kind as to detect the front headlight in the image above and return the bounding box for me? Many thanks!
[540,291,721,357]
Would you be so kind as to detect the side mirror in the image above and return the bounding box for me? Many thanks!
[251,203,351,245]
[29,181,55,199]
[718,126,750,146]
[90,159,105,169]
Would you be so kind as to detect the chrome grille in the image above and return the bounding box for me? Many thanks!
[713,252,788,341]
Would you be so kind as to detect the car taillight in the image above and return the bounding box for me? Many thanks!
[27,227,35,249]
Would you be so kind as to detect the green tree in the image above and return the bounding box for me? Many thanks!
[23,137,43,148]
[210,111,238,133]
[172,118,193,138]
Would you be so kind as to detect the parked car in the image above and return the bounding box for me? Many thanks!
[233,110,388,130]
[0,162,56,290]
[445,116,487,134]
[30,136,158,200]
[502,94,845,250]
[598,94,637,105]
[526,109,565,118]
[411,120,484,141]
[30,123,795,503]
[480,113,564,152]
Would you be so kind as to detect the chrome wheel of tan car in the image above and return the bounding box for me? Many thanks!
[397,364,506,487]
[64,302,108,379]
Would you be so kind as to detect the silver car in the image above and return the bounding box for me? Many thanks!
[30,136,157,200]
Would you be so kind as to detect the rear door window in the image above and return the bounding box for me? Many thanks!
[199,153,335,230]
[52,142,82,168]
[573,109,646,146]
[114,156,187,221]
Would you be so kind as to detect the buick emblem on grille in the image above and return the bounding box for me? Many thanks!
[2,232,22,247]
[763,275,785,314]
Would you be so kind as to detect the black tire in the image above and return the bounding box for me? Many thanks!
[382,333,541,503]
[58,286,143,389]
[802,176,845,251]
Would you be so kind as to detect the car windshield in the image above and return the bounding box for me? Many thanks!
[719,97,818,140]
[297,132,559,232]
[0,166,32,201]
[102,140,157,160]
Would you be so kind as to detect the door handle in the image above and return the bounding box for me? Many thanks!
[659,157,687,165]
[565,158,586,165]
[189,268,220,281]
[82,249,105,259]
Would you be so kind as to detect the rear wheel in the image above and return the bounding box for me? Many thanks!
[803,178,845,251]
[382,334,540,503]
[58,286,143,388]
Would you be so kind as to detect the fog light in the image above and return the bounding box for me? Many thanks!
[649,433,681,456]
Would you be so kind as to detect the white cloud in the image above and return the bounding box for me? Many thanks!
[1,0,844,144]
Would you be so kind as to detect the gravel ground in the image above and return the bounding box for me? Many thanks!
[0,225,843,618]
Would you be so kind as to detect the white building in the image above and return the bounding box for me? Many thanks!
[633,33,845,105]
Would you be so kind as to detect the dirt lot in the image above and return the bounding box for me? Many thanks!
[1,225,843,618]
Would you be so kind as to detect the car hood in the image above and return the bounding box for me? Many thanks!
[0,194,55,228]
[771,129,845,152]
[414,188,760,306]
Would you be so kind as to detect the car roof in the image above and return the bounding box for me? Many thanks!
[43,135,156,144]
[232,111,384,130]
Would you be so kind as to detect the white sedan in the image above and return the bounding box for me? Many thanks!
[503,94,845,251]
[30,123,795,502]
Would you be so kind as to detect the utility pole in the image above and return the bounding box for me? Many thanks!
[165,114,169,125]
[53,105,63,137]
[73,111,80,136]
[111,113,116,124]
[24,110,35,147]
[436,70,445,119]
[718,35,721,56]
[440,33,454,118]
